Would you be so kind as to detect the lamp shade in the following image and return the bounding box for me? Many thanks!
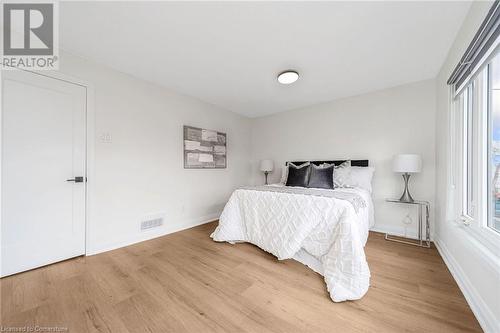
[393,154,422,173]
[260,159,274,172]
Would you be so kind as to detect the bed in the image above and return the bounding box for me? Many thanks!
[210,160,375,302]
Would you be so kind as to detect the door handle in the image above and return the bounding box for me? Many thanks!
[66,176,85,183]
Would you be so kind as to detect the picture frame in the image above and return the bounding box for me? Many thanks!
[183,125,227,169]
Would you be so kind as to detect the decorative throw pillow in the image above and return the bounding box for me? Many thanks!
[285,162,311,187]
[333,160,352,188]
[281,162,310,184]
[307,164,334,189]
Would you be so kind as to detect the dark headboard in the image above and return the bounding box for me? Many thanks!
[286,160,369,167]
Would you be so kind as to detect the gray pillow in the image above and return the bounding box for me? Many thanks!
[308,164,334,189]
[286,162,311,187]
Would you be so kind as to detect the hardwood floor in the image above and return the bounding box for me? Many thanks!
[1,222,482,332]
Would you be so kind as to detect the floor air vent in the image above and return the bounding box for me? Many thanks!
[141,217,164,231]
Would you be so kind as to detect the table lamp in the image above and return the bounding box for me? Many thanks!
[260,160,274,185]
[393,154,422,202]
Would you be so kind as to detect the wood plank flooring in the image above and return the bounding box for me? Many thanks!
[1,222,482,332]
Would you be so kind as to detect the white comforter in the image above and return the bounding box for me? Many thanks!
[210,185,373,302]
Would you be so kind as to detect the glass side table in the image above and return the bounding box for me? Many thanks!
[385,199,431,248]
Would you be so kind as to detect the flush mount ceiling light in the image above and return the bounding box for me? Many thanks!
[277,70,299,85]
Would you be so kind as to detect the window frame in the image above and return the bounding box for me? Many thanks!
[462,83,475,220]
[450,43,500,253]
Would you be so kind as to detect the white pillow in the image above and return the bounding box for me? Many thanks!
[280,166,288,184]
[333,160,352,188]
[348,166,375,192]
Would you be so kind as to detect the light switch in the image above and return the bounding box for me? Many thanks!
[99,132,112,143]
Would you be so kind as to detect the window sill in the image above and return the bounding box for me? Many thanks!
[452,218,500,267]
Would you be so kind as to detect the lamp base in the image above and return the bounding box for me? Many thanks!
[264,171,269,185]
[399,173,414,203]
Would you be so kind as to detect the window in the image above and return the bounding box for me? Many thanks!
[453,49,500,235]
[488,52,500,233]
[447,2,500,248]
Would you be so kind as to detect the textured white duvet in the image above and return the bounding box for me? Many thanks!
[210,185,373,302]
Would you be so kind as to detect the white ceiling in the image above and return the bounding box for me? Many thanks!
[60,1,471,118]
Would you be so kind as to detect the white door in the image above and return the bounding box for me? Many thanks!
[1,70,86,277]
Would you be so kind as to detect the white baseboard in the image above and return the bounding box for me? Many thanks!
[86,213,220,255]
[434,238,498,333]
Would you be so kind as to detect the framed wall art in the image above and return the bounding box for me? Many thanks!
[183,125,226,169]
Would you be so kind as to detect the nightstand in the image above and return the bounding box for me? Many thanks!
[385,199,430,248]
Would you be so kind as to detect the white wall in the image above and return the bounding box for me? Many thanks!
[57,52,252,254]
[435,2,500,331]
[251,80,436,237]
